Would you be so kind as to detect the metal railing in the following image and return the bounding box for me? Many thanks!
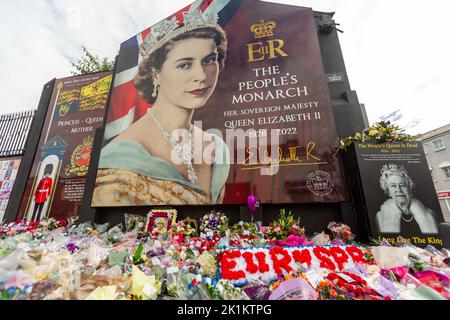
[0,110,36,157]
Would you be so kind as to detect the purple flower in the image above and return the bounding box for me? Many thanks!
[66,242,78,253]
[147,247,165,258]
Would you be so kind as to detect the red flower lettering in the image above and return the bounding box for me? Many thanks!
[269,247,293,276]
[220,250,245,281]
[313,247,336,271]
[242,252,259,274]
[254,252,270,273]
[345,246,366,264]
[329,247,349,271]
[292,249,312,267]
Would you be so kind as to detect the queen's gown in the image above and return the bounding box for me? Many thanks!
[92,134,230,206]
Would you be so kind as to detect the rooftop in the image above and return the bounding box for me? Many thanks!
[416,123,450,141]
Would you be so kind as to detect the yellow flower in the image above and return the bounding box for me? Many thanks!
[35,273,49,281]
[355,133,361,138]
[381,127,387,132]
[368,130,379,137]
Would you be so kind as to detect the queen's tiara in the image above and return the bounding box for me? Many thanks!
[140,10,220,57]
[380,164,408,175]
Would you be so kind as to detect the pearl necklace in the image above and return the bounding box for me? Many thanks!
[395,203,414,223]
[148,109,198,185]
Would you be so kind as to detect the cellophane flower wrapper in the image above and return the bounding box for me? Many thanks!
[84,285,117,300]
[311,232,331,246]
[0,249,37,283]
[366,274,400,299]
[129,265,162,300]
[165,271,192,298]
[216,280,250,300]
[188,283,214,300]
[269,278,319,300]
[125,214,146,234]
[413,270,449,298]
[370,246,410,269]
[86,244,109,269]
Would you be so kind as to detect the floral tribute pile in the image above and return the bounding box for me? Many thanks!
[0,210,449,300]
[338,121,415,150]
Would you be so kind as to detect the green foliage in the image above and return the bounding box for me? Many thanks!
[132,242,144,265]
[70,46,115,75]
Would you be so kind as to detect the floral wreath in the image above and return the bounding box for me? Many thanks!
[199,210,229,237]
[339,121,414,150]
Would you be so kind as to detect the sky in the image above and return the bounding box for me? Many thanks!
[0,0,449,135]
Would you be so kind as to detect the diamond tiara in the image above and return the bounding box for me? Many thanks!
[380,164,408,175]
[140,10,220,57]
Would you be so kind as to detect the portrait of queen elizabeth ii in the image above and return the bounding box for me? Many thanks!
[375,164,438,234]
[92,10,230,206]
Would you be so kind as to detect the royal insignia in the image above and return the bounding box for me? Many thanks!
[64,136,94,177]
[250,20,277,39]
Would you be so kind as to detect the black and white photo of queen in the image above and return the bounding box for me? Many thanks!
[375,164,438,234]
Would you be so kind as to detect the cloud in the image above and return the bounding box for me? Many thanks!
[378,109,403,122]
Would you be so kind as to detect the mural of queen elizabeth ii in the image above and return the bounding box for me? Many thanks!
[92,9,230,206]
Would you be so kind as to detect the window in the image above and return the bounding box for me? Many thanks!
[432,138,445,152]
[430,168,437,182]
[442,166,450,180]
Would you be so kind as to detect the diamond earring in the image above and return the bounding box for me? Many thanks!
[152,84,159,98]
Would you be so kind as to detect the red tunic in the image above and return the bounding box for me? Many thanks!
[34,177,53,204]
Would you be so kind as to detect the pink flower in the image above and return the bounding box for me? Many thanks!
[260,226,267,233]
[274,226,281,232]
[293,225,299,229]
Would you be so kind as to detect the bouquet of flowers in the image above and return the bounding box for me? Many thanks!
[263,209,305,241]
[199,210,229,237]
[339,121,414,150]
[230,221,261,238]
[317,279,347,300]
[327,272,381,300]
[327,221,355,243]
[171,220,197,238]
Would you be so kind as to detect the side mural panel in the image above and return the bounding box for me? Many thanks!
[18,72,112,221]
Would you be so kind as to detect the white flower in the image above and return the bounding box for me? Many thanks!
[179,251,187,261]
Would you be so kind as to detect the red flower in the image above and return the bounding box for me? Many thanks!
[59,219,68,227]
[330,289,338,298]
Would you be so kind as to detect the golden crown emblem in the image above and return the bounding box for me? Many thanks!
[250,20,277,39]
